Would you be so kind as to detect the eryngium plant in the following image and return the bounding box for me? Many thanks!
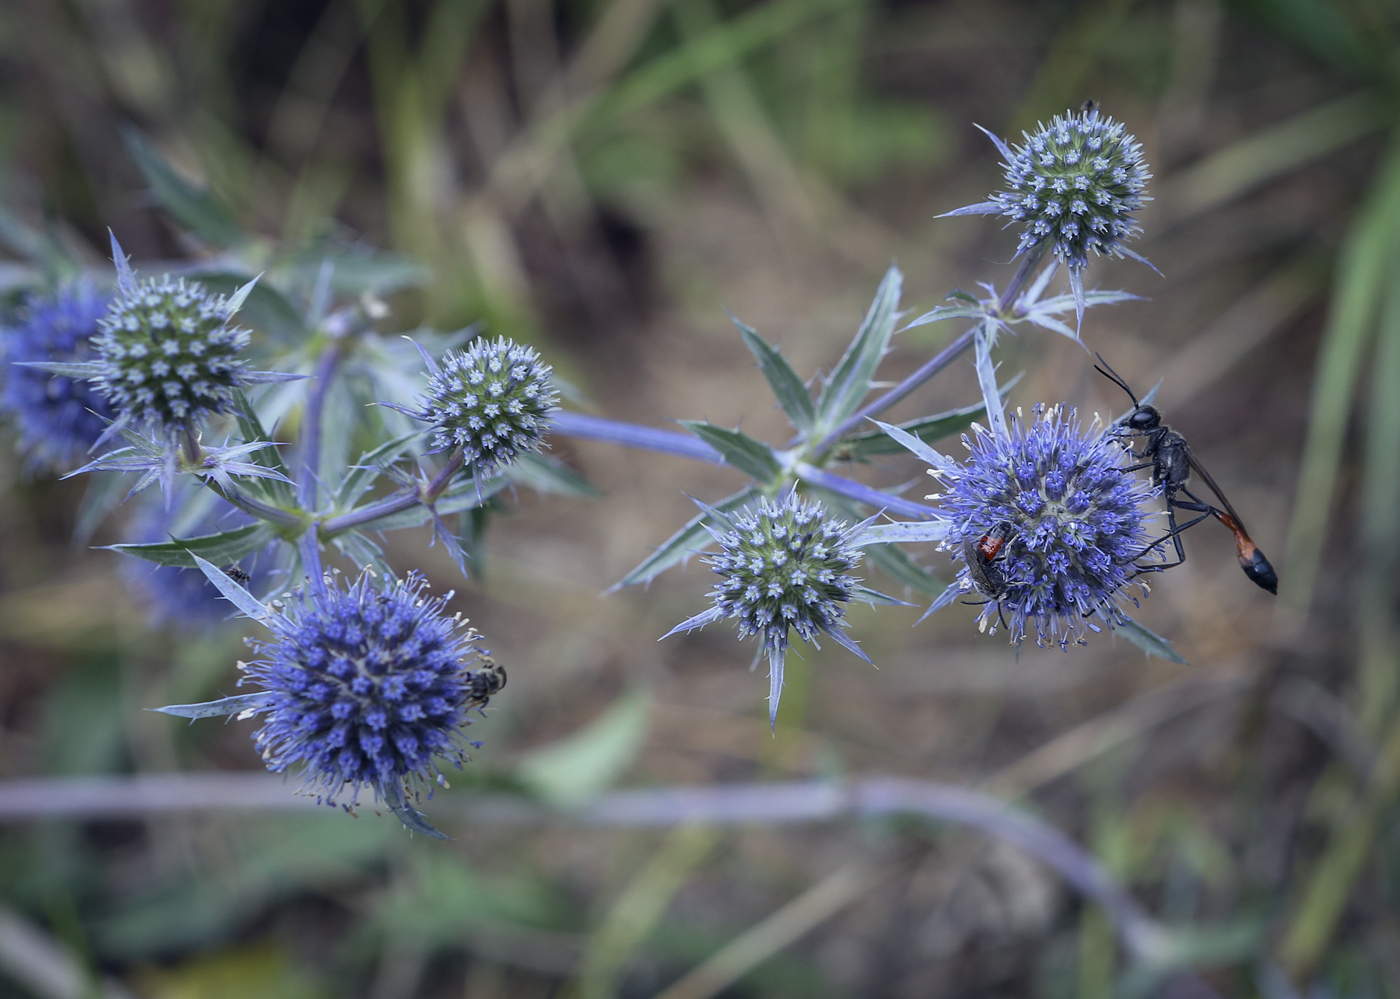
[0,283,114,471]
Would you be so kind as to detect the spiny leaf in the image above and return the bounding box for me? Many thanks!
[677,421,782,483]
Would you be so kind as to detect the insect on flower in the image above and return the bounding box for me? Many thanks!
[1094,355,1278,594]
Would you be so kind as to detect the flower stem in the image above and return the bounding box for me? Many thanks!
[552,411,724,464]
[320,447,467,536]
[811,242,1050,460]
[204,478,305,531]
[298,339,343,510]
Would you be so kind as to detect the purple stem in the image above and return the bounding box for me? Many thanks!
[812,243,1051,458]
[795,463,941,521]
[552,411,723,464]
[0,774,1164,962]
[207,478,304,531]
[319,447,466,536]
[298,341,343,509]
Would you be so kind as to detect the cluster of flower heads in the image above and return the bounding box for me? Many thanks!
[409,336,558,476]
[666,493,870,725]
[240,569,498,813]
[949,105,1151,276]
[0,284,114,471]
[930,405,1159,648]
[91,273,252,436]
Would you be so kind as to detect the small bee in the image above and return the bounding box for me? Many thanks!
[467,655,507,705]
[222,565,252,586]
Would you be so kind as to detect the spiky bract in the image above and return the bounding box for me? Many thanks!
[242,571,492,806]
[413,337,557,474]
[91,275,251,434]
[933,405,1157,647]
[0,284,114,470]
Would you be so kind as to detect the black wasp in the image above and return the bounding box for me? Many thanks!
[1094,355,1278,594]
[467,655,507,705]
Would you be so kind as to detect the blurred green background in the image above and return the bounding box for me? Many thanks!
[2,0,1400,996]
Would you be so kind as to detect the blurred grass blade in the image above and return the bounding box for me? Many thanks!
[1282,133,1400,617]
[107,523,278,568]
[120,126,243,248]
[816,264,902,435]
[612,487,761,589]
[1158,92,1387,224]
[575,825,719,999]
[677,422,782,483]
[517,690,651,807]
[1111,618,1188,665]
[733,315,816,437]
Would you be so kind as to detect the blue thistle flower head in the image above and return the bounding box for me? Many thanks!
[947,106,1151,276]
[410,336,558,475]
[666,494,870,727]
[241,569,494,809]
[0,284,115,471]
[932,405,1158,648]
[91,273,252,436]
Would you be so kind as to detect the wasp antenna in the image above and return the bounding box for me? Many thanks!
[1093,353,1139,407]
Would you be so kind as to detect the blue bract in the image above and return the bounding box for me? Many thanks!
[91,274,252,435]
[240,570,491,820]
[665,494,870,727]
[409,336,558,476]
[933,405,1158,648]
[0,284,115,471]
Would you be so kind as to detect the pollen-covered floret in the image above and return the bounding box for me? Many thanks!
[708,494,863,649]
[241,571,493,806]
[91,275,251,433]
[0,284,114,470]
[412,336,557,474]
[934,405,1158,648]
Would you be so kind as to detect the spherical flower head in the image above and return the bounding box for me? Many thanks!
[1,284,115,471]
[990,107,1150,270]
[413,336,557,474]
[242,570,492,806]
[933,405,1157,648]
[707,494,863,655]
[91,275,251,435]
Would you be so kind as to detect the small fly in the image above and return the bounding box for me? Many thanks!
[1094,355,1278,594]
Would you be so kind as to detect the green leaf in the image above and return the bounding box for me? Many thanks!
[108,522,279,568]
[516,690,651,806]
[120,126,243,248]
[677,421,782,483]
[733,315,816,436]
[186,271,309,344]
[861,541,947,597]
[231,389,295,505]
[816,264,902,434]
[1112,618,1188,664]
[614,486,761,589]
[333,531,394,578]
[838,400,987,458]
[902,303,987,331]
[332,430,423,509]
[505,453,599,497]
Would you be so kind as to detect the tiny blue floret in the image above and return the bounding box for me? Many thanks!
[931,404,1158,648]
[0,284,115,471]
